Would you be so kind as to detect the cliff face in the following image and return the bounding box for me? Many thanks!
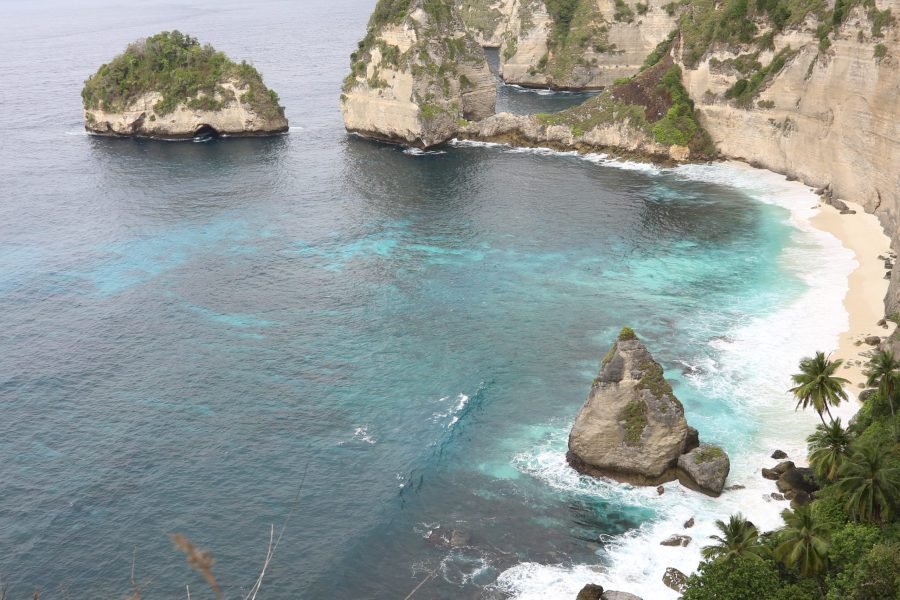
[85,81,288,138]
[341,0,495,148]
[496,0,677,89]
[672,1,900,310]
[458,0,515,46]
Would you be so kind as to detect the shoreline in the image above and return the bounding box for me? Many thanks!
[810,200,895,395]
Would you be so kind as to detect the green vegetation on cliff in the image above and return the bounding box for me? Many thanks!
[678,0,893,68]
[683,350,900,599]
[81,31,283,118]
[534,59,714,155]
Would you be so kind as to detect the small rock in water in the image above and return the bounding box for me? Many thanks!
[725,484,745,491]
[771,450,788,459]
[657,485,665,495]
[840,209,857,215]
[576,583,604,600]
[660,534,691,547]
[771,492,786,501]
[684,517,695,529]
[663,567,688,593]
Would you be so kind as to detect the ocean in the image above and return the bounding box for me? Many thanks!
[0,1,856,598]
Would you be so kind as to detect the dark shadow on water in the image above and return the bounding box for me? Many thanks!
[86,133,292,218]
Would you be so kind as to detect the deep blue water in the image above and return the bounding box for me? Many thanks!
[0,1,817,598]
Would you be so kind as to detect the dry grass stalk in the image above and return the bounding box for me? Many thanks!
[170,533,223,600]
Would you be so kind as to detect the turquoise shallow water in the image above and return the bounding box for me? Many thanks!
[0,1,836,598]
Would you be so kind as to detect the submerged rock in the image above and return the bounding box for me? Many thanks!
[567,327,690,484]
[341,0,495,148]
[662,567,688,592]
[82,31,287,139]
[771,449,788,459]
[677,444,730,496]
[683,516,695,528]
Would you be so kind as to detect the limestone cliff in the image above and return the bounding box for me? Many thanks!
[460,57,710,161]
[341,0,496,148]
[458,0,515,46]
[567,328,729,494]
[668,0,900,311]
[497,0,678,89]
[85,82,287,139]
[82,31,287,139]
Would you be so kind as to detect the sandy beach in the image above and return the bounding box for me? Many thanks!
[811,200,896,392]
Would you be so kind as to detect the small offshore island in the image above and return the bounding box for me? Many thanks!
[82,31,288,139]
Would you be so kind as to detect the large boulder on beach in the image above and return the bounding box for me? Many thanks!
[677,444,730,496]
[662,567,688,592]
[567,328,690,484]
[82,31,287,139]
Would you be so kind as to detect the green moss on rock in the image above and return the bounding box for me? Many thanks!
[694,445,725,464]
[622,399,648,444]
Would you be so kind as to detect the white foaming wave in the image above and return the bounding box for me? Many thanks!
[449,138,508,149]
[353,425,376,444]
[403,147,447,156]
[494,562,605,600]
[432,393,471,429]
[496,161,859,600]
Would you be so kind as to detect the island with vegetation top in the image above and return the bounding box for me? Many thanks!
[82,30,288,139]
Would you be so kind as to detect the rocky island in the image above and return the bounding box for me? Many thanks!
[340,0,496,148]
[82,31,288,139]
[568,327,730,496]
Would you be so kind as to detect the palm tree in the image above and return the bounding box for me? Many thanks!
[865,349,899,439]
[806,418,852,481]
[774,505,830,578]
[837,442,900,524]
[701,513,768,562]
[789,352,849,425]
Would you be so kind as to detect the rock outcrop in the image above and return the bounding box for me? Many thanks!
[82,31,287,139]
[568,328,730,492]
[341,0,496,148]
[498,0,679,89]
[677,444,731,496]
[461,57,709,161]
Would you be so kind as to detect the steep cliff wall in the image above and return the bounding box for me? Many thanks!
[341,0,495,148]
[672,0,900,313]
[497,0,678,89]
[458,0,515,46]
